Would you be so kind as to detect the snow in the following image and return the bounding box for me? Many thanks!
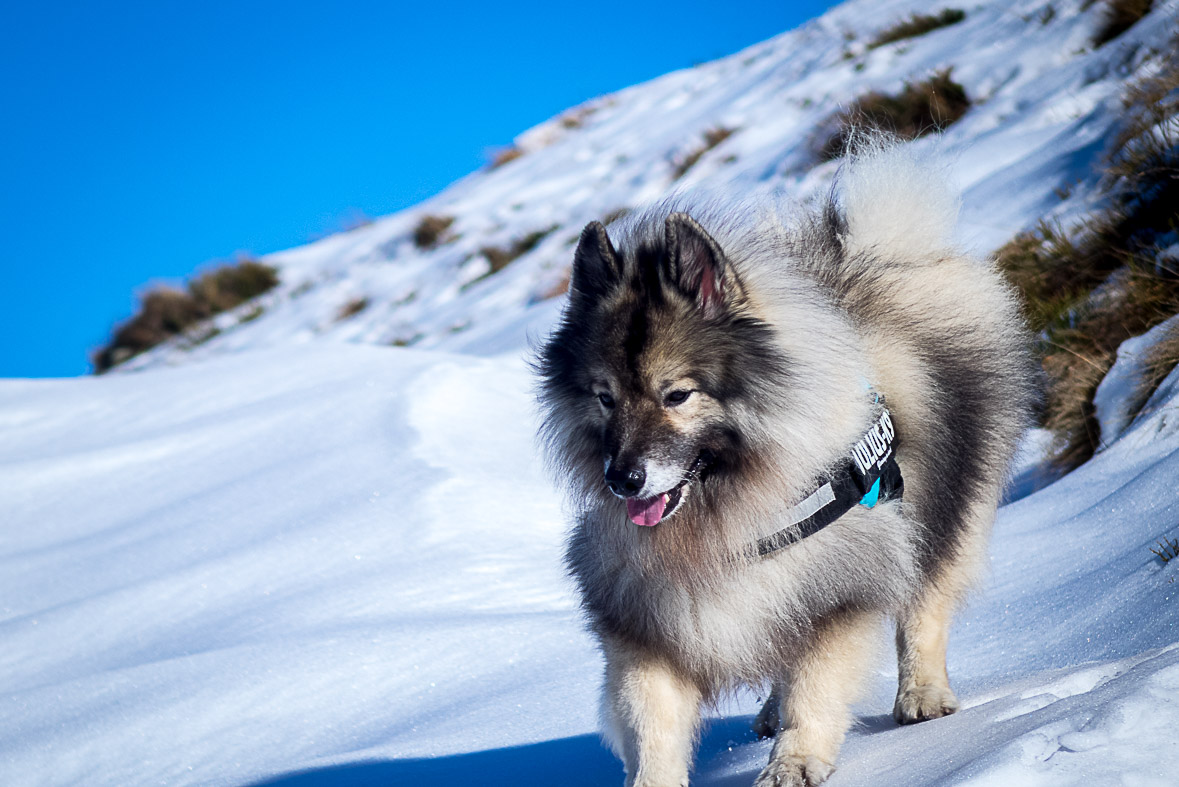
[1094,313,1179,448]
[0,346,599,785]
[3,342,1179,786]
[5,0,1179,784]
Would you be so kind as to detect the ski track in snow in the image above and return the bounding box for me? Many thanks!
[4,0,1179,784]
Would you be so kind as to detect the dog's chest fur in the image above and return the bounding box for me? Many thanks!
[568,498,920,687]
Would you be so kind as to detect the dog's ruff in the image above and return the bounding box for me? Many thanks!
[536,140,1035,786]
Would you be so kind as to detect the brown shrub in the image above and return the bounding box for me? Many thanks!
[672,127,736,179]
[1041,340,1110,472]
[1000,46,1177,333]
[867,9,966,49]
[489,146,524,169]
[996,220,1121,333]
[390,333,423,348]
[187,260,279,313]
[93,259,279,373]
[1106,56,1178,218]
[412,215,455,250]
[998,49,1179,471]
[336,297,369,321]
[1040,264,1179,470]
[559,106,598,129]
[479,226,558,276]
[1151,536,1179,563]
[818,70,970,160]
[94,288,208,372]
[600,207,632,226]
[1000,218,1178,473]
[1001,218,1179,473]
[1093,0,1153,47]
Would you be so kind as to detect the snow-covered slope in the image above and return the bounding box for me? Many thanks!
[5,1,1179,785]
[112,0,1178,373]
[3,344,1178,786]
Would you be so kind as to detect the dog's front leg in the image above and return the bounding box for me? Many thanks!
[602,641,702,787]
[754,612,879,787]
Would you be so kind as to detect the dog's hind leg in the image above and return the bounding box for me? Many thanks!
[893,498,994,724]
[754,611,879,787]
[602,642,702,787]
[752,685,782,739]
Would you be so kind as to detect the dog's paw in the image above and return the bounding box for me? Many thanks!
[753,755,834,787]
[893,683,960,724]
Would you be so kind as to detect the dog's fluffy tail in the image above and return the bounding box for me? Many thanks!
[837,138,961,261]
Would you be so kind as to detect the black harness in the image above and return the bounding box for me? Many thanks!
[753,398,904,559]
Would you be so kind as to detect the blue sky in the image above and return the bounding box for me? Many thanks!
[1,0,836,377]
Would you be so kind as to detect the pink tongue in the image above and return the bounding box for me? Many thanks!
[626,494,668,527]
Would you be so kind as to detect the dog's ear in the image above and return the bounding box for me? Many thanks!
[570,221,621,299]
[664,212,743,319]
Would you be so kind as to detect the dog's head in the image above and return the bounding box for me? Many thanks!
[538,211,790,527]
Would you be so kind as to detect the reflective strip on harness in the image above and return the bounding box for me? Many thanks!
[753,402,904,559]
[780,482,836,528]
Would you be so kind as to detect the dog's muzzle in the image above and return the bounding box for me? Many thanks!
[616,452,713,527]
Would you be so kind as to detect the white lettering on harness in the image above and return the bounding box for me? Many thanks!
[852,409,895,476]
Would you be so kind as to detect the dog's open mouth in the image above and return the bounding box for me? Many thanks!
[625,453,712,527]
[626,482,687,527]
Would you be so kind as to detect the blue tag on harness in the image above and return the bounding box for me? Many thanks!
[860,477,882,508]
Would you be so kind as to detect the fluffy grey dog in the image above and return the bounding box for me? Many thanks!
[536,144,1035,787]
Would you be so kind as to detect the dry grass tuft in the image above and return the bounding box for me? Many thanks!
[1093,0,1153,47]
[998,49,1179,471]
[413,215,456,250]
[867,9,966,49]
[469,225,560,289]
[488,146,524,169]
[559,106,598,129]
[818,70,970,161]
[1151,536,1179,563]
[187,260,280,314]
[336,297,369,321]
[1107,59,1178,196]
[672,127,736,179]
[1005,242,1179,471]
[389,333,423,348]
[1039,265,1179,470]
[94,259,279,373]
[600,207,632,226]
[1040,341,1110,472]
[996,220,1122,333]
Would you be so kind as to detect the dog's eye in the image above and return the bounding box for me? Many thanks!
[665,390,692,406]
[597,392,615,408]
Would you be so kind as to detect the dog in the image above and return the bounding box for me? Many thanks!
[536,143,1035,787]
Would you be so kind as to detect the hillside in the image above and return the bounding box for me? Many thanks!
[4,1,1179,785]
[102,0,1176,373]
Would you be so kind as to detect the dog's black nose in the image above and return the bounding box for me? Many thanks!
[605,464,645,497]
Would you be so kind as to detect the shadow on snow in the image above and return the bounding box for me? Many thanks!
[251,715,764,787]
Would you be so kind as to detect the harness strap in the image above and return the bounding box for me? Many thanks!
[754,400,904,559]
